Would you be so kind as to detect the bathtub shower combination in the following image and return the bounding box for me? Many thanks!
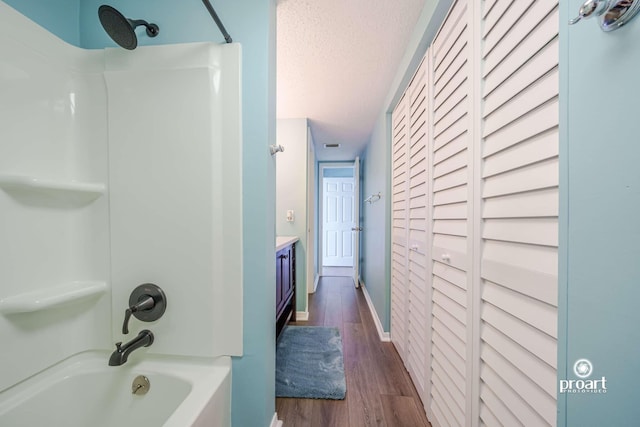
[0,3,242,426]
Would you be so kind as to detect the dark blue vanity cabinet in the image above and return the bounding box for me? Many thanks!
[276,242,296,338]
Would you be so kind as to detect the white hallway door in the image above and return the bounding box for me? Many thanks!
[322,177,355,267]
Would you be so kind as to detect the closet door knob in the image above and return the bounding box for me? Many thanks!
[441,253,451,262]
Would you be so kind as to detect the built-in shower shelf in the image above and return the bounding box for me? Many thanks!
[0,281,109,314]
[0,175,106,204]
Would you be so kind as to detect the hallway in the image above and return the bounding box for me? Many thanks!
[276,276,431,426]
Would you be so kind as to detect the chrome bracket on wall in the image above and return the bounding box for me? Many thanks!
[269,145,285,156]
[569,0,640,31]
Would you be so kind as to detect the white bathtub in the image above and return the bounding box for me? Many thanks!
[0,351,231,427]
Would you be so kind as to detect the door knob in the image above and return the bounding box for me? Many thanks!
[569,0,640,31]
[351,226,363,231]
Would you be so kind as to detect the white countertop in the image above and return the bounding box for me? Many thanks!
[276,236,299,252]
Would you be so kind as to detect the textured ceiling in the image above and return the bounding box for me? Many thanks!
[277,0,426,161]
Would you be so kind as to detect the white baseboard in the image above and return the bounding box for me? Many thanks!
[360,281,391,342]
[270,412,283,427]
[296,311,309,321]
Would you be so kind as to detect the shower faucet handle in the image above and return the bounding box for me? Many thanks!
[121,284,167,335]
[122,295,155,334]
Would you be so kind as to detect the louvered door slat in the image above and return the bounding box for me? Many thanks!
[484,37,559,116]
[482,0,511,37]
[429,0,471,425]
[406,56,429,401]
[391,93,410,359]
[484,6,558,87]
[483,69,558,137]
[482,323,557,396]
[483,129,558,178]
[479,2,559,425]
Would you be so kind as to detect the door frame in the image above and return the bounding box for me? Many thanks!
[318,162,358,276]
[353,156,360,288]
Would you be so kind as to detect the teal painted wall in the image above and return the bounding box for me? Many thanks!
[360,0,453,332]
[559,2,640,426]
[3,0,80,45]
[361,116,392,329]
[7,1,277,425]
[276,118,309,312]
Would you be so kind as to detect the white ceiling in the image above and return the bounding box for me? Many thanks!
[277,0,427,161]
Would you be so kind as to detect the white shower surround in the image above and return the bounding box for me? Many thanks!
[0,3,242,425]
[105,41,243,359]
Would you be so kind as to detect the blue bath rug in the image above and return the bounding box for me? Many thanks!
[276,326,346,400]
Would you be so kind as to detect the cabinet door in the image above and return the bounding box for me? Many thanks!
[282,247,293,301]
[276,248,284,315]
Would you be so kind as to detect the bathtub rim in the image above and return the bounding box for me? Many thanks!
[0,350,231,427]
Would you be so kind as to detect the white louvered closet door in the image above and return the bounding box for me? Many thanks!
[429,0,472,425]
[406,56,429,402]
[479,1,559,426]
[388,1,559,425]
[391,93,410,359]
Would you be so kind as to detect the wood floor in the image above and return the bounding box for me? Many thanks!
[276,276,431,427]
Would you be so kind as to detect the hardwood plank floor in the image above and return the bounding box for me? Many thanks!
[276,276,431,427]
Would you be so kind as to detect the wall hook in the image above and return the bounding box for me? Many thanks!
[270,144,285,155]
[364,192,382,204]
[569,0,640,31]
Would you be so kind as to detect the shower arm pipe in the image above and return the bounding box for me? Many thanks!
[201,0,233,43]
